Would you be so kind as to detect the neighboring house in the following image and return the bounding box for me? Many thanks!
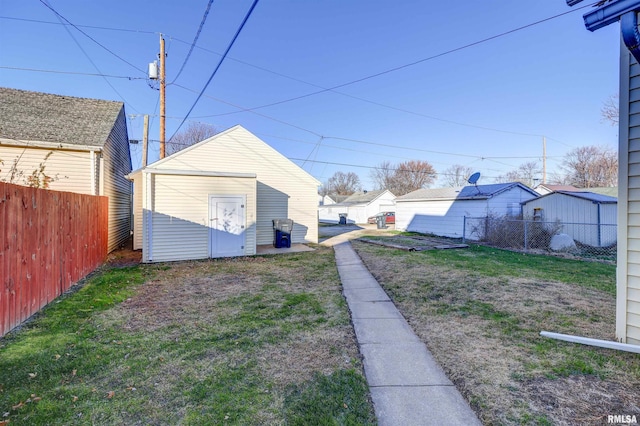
[318,194,336,206]
[395,183,539,238]
[522,191,617,247]
[127,125,320,263]
[0,87,132,252]
[318,190,396,224]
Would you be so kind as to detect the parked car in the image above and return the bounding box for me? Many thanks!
[367,211,395,224]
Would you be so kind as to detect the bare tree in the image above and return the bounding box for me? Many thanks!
[167,122,217,155]
[495,161,541,187]
[323,171,362,196]
[601,93,619,126]
[371,160,436,196]
[369,161,395,191]
[561,145,617,188]
[441,164,475,187]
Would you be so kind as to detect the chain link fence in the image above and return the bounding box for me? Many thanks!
[463,216,617,261]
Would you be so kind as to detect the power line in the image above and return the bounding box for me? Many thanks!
[0,66,145,80]
[190,3,594,140]
[0,15,156,34]
[169,82,559,171]
[6,10,581,145]
[40,0,140,113]
[171,0,216,84]
[278,3,595,109]
[168,0,261,140]
[287,157,508,180]
[37,0,147,75]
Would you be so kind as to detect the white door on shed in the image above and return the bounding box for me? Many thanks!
[209,195,245,258]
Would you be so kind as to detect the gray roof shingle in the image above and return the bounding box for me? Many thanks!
[0,87,123,147]
[340,190,391,205]
[397,183,536,201]
[553,191,617,204]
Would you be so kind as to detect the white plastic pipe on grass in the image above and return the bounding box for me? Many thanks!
[540,331,640,354]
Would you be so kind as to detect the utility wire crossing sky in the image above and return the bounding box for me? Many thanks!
[0,1,621,188]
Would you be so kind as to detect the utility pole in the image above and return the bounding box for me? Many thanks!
[542,136,547,184]
[159,34,166,159]
[142,114,149,167]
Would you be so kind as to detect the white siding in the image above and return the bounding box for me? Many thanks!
[150,126,319,246]
[620,44,640,345]
[397,199,488,238]
[522,193,617,247]
[133,175,143,250]
[318,204,348,223]
[318,191,395,224]
[396,186,537,238]
[0,145,92,194]
[143,173,256,263]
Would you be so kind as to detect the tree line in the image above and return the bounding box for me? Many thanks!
[320,144,618,198]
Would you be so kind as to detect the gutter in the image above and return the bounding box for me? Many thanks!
[578,0,640,64]
[621,10,640,64]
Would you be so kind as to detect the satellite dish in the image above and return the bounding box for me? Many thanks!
[467,172,481,185]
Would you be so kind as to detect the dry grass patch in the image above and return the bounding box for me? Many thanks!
[1,248,375,425]
[353,240,639,425]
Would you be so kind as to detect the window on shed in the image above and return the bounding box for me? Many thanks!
[533,208,543,221]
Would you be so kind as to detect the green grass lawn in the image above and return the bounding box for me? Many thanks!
[353,240,639,425]
[0,247,376,425]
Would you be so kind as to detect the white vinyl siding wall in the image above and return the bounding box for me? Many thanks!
[133,174,143,250]
[396,187,536,238]
[396,199,488,238]
[619,44,640,344]
[318,191,396,224]
[153,126,319,245]
[0,145,92,194]
[142,173,256,263]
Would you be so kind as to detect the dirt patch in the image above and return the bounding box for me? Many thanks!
[105,238,141,268]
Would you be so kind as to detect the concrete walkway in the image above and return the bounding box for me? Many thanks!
[333,242,481,426]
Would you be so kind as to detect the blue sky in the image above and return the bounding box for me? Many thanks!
[0,1,622,189]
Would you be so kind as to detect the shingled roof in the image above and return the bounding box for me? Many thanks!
[397,182,538,201]
[340,189,393,205]
[0,87,124,147]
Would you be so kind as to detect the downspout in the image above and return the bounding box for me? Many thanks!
[596,201,602,247]
[541,331,640,354]
[621,10,640,64]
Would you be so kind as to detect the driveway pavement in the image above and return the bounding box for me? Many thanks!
[319,223,395,246]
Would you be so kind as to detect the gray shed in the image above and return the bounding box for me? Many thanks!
[522,191,617,247]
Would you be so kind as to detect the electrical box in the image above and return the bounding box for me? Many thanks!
[148,61,158,80]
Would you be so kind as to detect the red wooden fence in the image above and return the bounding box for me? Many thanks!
[0,182,108,337]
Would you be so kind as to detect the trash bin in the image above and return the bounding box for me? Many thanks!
[338,213,348,225]
[376,214,386,229]
[273,219,293,248]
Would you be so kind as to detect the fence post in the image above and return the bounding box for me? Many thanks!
[524,220,528,251]
[462,216,466,243]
